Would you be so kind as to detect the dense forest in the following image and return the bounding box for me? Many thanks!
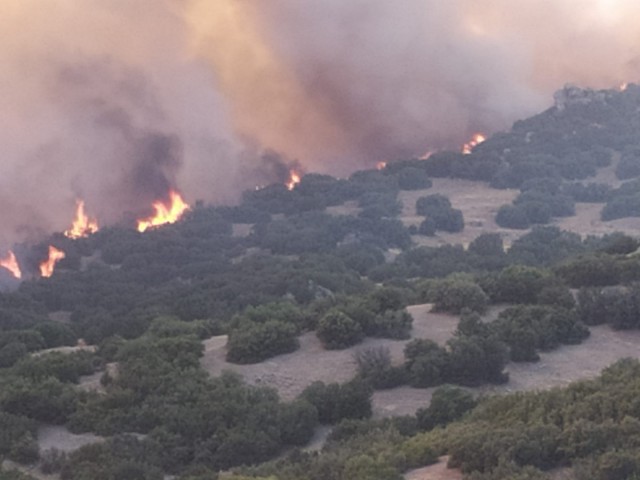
[2,85,640,479]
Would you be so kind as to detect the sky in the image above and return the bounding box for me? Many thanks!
[1,0,639,248]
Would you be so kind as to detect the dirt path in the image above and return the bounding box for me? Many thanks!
[404,457,462,480]
[37,425,103,453]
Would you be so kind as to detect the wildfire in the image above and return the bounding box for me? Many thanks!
[137,190,190,233]
[619,82,629,91]
[0,251,21,279]
[40,246,65,278]
[376,161,387,171]
[462,133,487,154]
[286,170,301,191]
[64,200,99,239]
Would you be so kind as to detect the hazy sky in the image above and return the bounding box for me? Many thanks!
[1,0,639,247]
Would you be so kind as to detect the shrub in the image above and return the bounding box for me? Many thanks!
[368,309,413,339]
[468,233,504,257]
[496,205,530,229]
[354,346,407,389]
[404,339,449,388]
[416,386,477,430]
[416,194,451,215]
[316,311,363,349]
[432,278,489,314]
[301,380,372,424]
[226,320,299,364]
[396,167,432,190]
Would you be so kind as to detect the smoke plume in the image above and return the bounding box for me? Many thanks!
[1,0,640,248]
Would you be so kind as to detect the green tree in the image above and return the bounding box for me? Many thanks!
[316,311,363,350]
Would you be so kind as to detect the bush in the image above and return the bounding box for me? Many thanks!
[496,205,530,229]
[446,334,509,385]
[354,346,407,389]
[616,147,640,179]
[278,400,318,446]
[8,433,39,465]
[0,342,28,368]
[468,233,504,257]
[404,339,449,388]
[367,309,413,339]
[416,386,477,430]
[226,320,299,364]
[434,208,465,233]
[416,195,464,233]
[555,254,621,287]
[301,380,372,424]
[418,218,437,236]
[316,311,363,349]
[563,182,612,202]
[396,167,432,190]
[431,278,489,314]
[489,265,549,304]
[40,448,67,474]
[416,195,451,215]
[602,194,640,220]
[493,305,589,361]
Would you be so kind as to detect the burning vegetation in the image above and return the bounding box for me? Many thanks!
[137,190,190,233]
[39,245,65,278]
[64,200,99,239]
[285,170,301,191]
[0,251,21,279]
[462,133,486,154]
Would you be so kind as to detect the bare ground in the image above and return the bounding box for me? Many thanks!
[201,305,499,409]
[404,457,462,480]
[324,155,635,248]
[553,202,640,238]
[397,178,521,248]
[37,424,103,453]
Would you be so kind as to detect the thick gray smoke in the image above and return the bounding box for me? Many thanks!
[1,0,640,249]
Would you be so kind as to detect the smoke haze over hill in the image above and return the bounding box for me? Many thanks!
[1,0,640,247]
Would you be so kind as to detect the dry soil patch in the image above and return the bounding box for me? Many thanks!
[404,457,462,480]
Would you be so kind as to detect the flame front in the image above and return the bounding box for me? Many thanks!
[376,161,387,171]
[0,251,22,279]
[64,200,99,239]
[137,190,190,233]
[286,170,301,191]
[462,133,487,154]
[40,246,65,278]
[419,150,434,160]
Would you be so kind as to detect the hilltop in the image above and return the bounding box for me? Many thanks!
[2,84,640,479]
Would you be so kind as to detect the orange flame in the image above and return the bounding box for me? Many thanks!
[419,150,434,160]
[40,246,65,278]
[137,190,190,233]
[64,200,99,239]
[376,161,387,171]
[619,82,629,91]
[462,133,486,154]
[0,251,22,279]
[286,170,301,191]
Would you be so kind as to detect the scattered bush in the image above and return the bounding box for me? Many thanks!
[226,320,299,364]
[316,311,363,350]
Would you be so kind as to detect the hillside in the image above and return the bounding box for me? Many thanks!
[2,84,640,479]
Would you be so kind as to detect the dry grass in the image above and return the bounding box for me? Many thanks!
[397,178,520,248]
[200,305,503,412]
[404,456,462,480]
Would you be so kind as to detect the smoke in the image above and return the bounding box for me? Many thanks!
[2,0,640,249]
[188,0,640,171]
